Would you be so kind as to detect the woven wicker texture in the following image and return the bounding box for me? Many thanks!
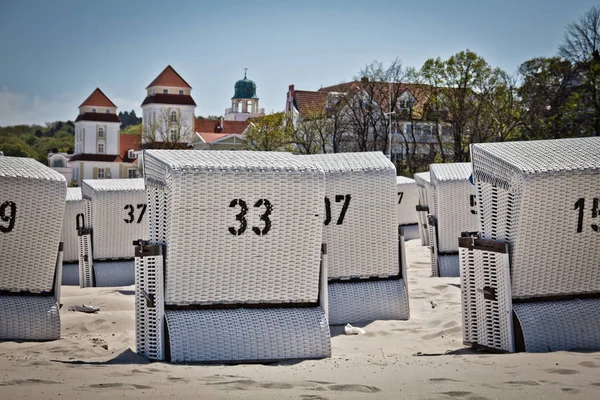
[143,150,325,305]
[513,299,600,352]
[472,138,600,298]
[413,172,432,246]
[438,255,460,277]
[81,179,147,260]
[93,261,135,287]
[459,245,478,345]
[135,252,166,360]
[165,307,331,363]
[429,163,478,253]
[61,262,79,286]
[396,176,419,226]
[0,156,66,293]
[473,248,514,352]
[328,280,409,324]
[305,152,398,279]
[61,187,85,262]
[0,295,60,340]
[78,230,94,288]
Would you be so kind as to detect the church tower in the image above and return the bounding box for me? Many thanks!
[141,65,196,145]
[224,69,264,121]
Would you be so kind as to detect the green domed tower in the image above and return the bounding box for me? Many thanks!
[225,69,263,121]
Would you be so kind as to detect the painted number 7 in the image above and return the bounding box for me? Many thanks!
[398,192,404,205]
[324,194,351,225]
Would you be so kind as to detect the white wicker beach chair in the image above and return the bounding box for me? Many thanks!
[413,172,432,246]
[305,152,409,325]
[78,179,146,287]
[136,150,331,363]
[61,187,84,285]
[0,156,65,340]
[460,138,600,353]
[396,176,419,240]
[428,163,478,277]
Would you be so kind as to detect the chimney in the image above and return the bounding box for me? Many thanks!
[220,116,224,130]
[289,84,295,93]
[360,76,369,83]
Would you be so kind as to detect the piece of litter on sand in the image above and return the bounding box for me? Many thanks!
[430,301,438,309]
[344,323,366,335]
[68,305,100,313]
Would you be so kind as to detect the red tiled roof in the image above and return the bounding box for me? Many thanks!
[75,112,121,123]
[293,90,328,117]
[196,132,239,143]
[68,154,122,162]
[79,88,117,108]
[146,65,191,89]
[141,94,196,106]
[120,134,141,162]
[194,119,249,134]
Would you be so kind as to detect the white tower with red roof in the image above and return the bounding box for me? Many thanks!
[141,65,196,145]
[69,88,139,184]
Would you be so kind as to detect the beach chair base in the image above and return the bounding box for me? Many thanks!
[513,299,600,352]
[165,307,331,363]
[0,296,60,341]
[94,260,135,287]
[328,279,409,325]
[61,263,80,286]
[429,216,460,277]
[399,223,419,241]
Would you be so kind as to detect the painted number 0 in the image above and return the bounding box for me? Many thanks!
[124,204,147,224]
[228,198,272,236]
[470,195,478,215]
[0,201,17,233]
[324,194,351,225]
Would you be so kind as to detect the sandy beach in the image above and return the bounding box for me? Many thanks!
[0,238,599,399]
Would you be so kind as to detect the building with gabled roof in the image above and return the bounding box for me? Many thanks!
[68,88,140,184]
[285,79,452,158]
[142,65,196,146]
[192,118,250,150]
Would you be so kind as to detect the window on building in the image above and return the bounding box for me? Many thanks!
[92,108,96,113]
[52,158,64,168]
[247,101,253,113]
[98,142,105,153]
[179,89,184,95]
[106,109,110,114]
[128,169,138,178]
[98,127,104,138]
[163,89,168,94]
[170,110,177,122]
[98,168,105,178]
[170,127,177,141]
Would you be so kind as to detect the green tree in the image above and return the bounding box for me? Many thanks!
[244,112,293,151]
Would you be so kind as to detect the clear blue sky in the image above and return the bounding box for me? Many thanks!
[0,0,597,126]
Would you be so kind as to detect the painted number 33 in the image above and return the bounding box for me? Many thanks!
[229,199,272,236]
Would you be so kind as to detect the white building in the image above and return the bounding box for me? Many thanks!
[224,70,265,121]
[69,88,139,184]
[141,65,196,145]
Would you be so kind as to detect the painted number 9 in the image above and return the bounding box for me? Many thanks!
[0,201,17,233]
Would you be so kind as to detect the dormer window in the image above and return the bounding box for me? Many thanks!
[170,110,177,122]
[98,127,104,138]
[179,89,184,95]
[128,149,137,159]
[92,108,96,113]
[163,89,168,94]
